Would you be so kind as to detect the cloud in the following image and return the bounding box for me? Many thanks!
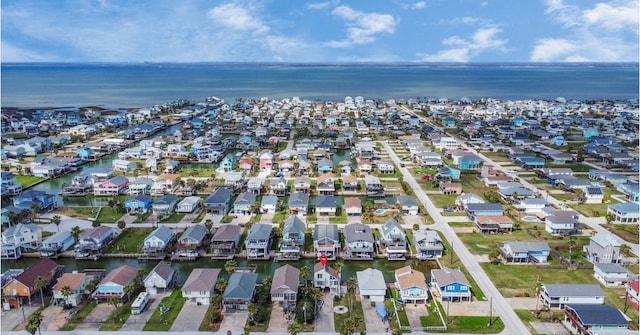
[413,2,426,9]
[418,27,507,62]
[531,0,639,61]
[207,3,269,34]
[325,6,396,48]
[1,41,60,62]
[307,1,337,10]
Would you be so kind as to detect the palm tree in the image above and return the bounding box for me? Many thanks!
[211,293,222,309]
[123,284,136,302]
[247,302,257,321]
[534,281,543,317]
[568,236,576,264]
[25,310,43,335]
[347,277,357,317]
[353,315,364,333]
[51,215,61,232]
[224,259,237,274]
[334,261,344,297]
[488,249,501,264]
[341,317,356,335]
[34,276,47,307]
[60,285,73,306]
[287,320,303,335]
[215,278,228,293]
[300,265,310,287]
[108,296,120,309]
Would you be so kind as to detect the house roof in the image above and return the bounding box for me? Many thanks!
[3,223,40,238]
[179,225,207,243]
[609,202,640,214]
[594,263,632,275]
[382,218,404,236]
[205,187,232,204]
[591,234,621,248]
[211,225,241,242]
[178,196,201,207]
[344,223,374,243]
[629,280,640,293]
[395,266,427,290]
[271,264,299,295]
[154,195,179,206]
[546,210,578,223]
[283,216,305,235]
[13,258,59,289]
[247,223,273,240]
[505,241,549,253]
[183,268,220,291]
[315,195,338,208]
[313,224,338,241]
[80,226,112,240]
[467,203,503,212]
[314,262,338,278]
[157,173,180,181]
[476,216,513,224]
[99,265,138,287]
[396,195,418,207]
[317,172,335,183]
[431,267,470,287]
[223,273,258,300]
[356,268,386,291]
[234,192,257,205]
[128,194,152,203]
[42,230,73,245]
[108,176,129,185]
[146,261,175,282]
[260,195,278,207]
[146,226,174,243]
[53,273,87,291]
[344,197,361,208]
[288,192,309,206]
[565,304,628,326]
[543,284,604,297]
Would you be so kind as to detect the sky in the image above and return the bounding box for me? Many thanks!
[1,0,638,63]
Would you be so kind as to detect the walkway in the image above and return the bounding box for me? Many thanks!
[314,291,335,333]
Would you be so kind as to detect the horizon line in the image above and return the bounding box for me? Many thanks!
[2,61,639,66]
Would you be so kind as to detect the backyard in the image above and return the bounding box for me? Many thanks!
[96,207,126,223]
[143,289,185,331]
[106,227,153,253]
[15,175,46,188]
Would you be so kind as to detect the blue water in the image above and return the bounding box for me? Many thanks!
[1,63,638,108]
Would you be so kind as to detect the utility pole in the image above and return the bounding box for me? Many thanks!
[488,296,493,326]
[446,298,450,324]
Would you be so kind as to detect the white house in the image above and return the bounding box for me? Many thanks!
[144,261,176,295]
[540,284,604,309]
[176,196,201,213]
[112,159,137,172]
[515,198,548,214]
[356,268,386,302]
[182,268,221,305]
[314,262,341,296]
[52,273,90,307]
[593,263,634,287]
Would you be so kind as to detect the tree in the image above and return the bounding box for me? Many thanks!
[60,285,73,306]
[34,276,47,307]
[92,219,101,227]
[71,225,81,240]
[334,261,344,297]
[247,302,257,321]
[300,265,311,287]
[287,320,303,335]
[211,293,222,309]
[224,259,237,274]
[204,219,213,231]
[108,296,120,309]
[568,236,576,264]
[347,277,357,317]
[488,249,501,264]
[534,281,543,317]
[123,284,136,302]
[30,203,42,219]
[51,215,61,232]
[341,317,356,335]
[25,310,43,335]
[215,278,228,294]
[107,199,116,210]
[117,220,126,230]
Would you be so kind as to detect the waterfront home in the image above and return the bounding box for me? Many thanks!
[288,192,310,216]
[563,304,631,335]
[93,265,138,301]
[269,176,287,197]
[204,187,232,214]
[358,160,373,173]
[413,229,443,260]
[142,226,175,256]
[280,215,306,260]
[313,224,340,260]
[315,195,338,216]
[233,192,257,215]
[163,160,180,174]
[176,196,201,213]
[245,223,273,260]
[271,264,300,312]
[356,268,386,302]
[293,176,311,193]
[124,194,153,214]
[436,165,461,181]
[144,261,176,295]
[145,157,158,173]
[430,267,472,302]
[93,176,129,196]
[150,174,180,196]
[177,225,208,257]
[2,223,42,252]
[317,172,336,195]
[342,175,358,192]
[210,225,241,259]
[182,268,221,305]
[128,177,153,195]
[247,177,263,195]
[239,158,255,172]
[544,210,579,235]
[343,223,375,259]
[364,175,384,197]
[541,284,604,308]
[475,216,513,234]
[314,262,341,296]
[76,226,114,255]
[484,175,514,187]
[377,161,395,174]
[584,234,622,264]
[395,266,428,304]
[2,258,60,308]
[440,182,463,195]
[0,172,22,196]
[317,157,334,174]
[380,218,407,260]
[616,181,639,202]
[344,197,362,216]
[260,195,278,214]
[40,231,74,257]
[278,160,295,173]
[223,273,258,311]
[500,241,550,263]
[224,171,245,191]
[12,190,57,212]
[395,195,419,215]
[52,272,89,306]
[220,154,235,172]
[515,198,548,214]
[607,203,639,224]
[259,152,274,171]
[112,159,137,173]
[593,263,634,287]
[432,136,459,151]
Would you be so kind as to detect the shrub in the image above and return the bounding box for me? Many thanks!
[412,223,419,231]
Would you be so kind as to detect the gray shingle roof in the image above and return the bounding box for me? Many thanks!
[271,264,299,294]
[147,225,174,243]
[315,195,337,208]
[179,225,207,243]
[344,223,374,243]
[288,192,309,207]
[211,225,241,242]
[565,304,628,326]
[205,187,232,204]
[313,224,338,241]
[431,267,470,287]
[247,223,273,240]
[543,284,604,297]
[146,261,175,281]
[183,268,220,291]
[506,241,550,253]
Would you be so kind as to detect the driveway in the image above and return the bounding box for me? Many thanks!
[219,310,249,333]
[120,293,166,331]
[39,305,66,331]
[360,298,388,333]
[267,302,288,333]
[446,300,490,316]
[314,291,335,333]
[0,305,39,331]
[76,302,115,330]
[169,303,208,332]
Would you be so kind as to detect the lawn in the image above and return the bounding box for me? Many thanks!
[106,227,153,253]
[603,224,639,244]
[143,289,185,331]
[334,294,366,333]
[192,210,206,223]
[432,316,504,334]
[386,290,410,330]
[419,297,446,329]
[179,168,218,178]
[53,206,98,219]
[99,301,132,331]
[569,203,614,217]
[96,207,126,223]
[405,229,417,254]
[245,303,272,332]
[160,212,186,223]
[15,175,46,188]
[551,193,576,201]
[428,194,458,208]
[199,304,224,331]
[59,300,97,331]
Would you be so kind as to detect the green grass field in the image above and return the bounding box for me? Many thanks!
[15,175,46,188]
[96,207,126,223]
[107,227,153,253]
[143,289,185,331]
[603,224,639,244]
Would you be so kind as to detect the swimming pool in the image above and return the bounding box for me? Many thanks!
[376,209,386,215]
[522,216,538,222]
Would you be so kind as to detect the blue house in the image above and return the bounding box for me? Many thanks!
[551,136,566,146]
[76,146,96,160]
[583,127,600,140]
[436,166,461,181]
[124,194,153,214]
[512,117,526,127]
[466,203,504,217]
[431,267,472,302]
[317,158,334,174]
[501,241,550,263]
[204,187,232,214]
[442,117,456,128]
[221,154,235,172]
[458,153,482,170]
[519,157,545,169]
[13,190,57,212]
[190,118,204,129]
[40,231,75,256]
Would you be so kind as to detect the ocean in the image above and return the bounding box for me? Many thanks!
[1,63,638,108]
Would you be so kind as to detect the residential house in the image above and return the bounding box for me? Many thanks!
[1,172,22,196]
[142,226,175,256]
[342,175,358,191]
[356,268,386,302]
[247,177,263,195]
[210,225,241,259]
[288,192,310,216]
[413,229,444,260]
[75,226,114,255]
[314,262,341,296]
[2,258,59,308]
[313,224,340,260]
[176,196,201,213]
[475,216,513,234]
[280,216,305,260]
[317,158,334,174]
[465,203,504,218]
[93,176,129,196]
[540,284,604,308]
[607,203,639,224]
[344,197,362,216]
[182,268,221,305]
[269,176,288,197]
[224,171,245,191]
[12,190,57,212]
[430,267,472,302]
[500,241,550,263]
[455,193,485,208]
[395,266,428,304]
[150,174,180,196]
[93,265,138,301]
[440,182,463,195]
[563,304,630,335]
[52,272,89,306]
[245,223,273,260]
[436,166,461,181]
[515,198,548,214]
[626,280,640,309]
[223,273,258,311]
[124,194,153,214]
[112,159,137,172]
[2,223,42,252]
[293,176,311,194]
[380,218,407,260]
[315,195,338,216]
[233,192,257,215]
[343,223,375,259]
[544,210,580,235]
[271,265,300,312]
[204,187,232,214]
[278,160,295,173]
[259,152,274,171]
[220,154,235,172]
[593,263,634,287]
[40,231,74,257]
[150,196,180,216]
[377,161,395,174]
[584,234,622,264]
[317,173,336,195]
[260,195,278,214]
[128,177,153,195]
[395,195,419,215]
[364,175,384,197]
[143,261,176,295]
[176,225,208,257]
